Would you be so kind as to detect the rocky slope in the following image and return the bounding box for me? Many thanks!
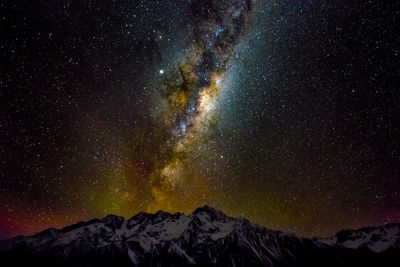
[0,206,399,266]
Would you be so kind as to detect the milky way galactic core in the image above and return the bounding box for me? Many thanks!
[1,0,399,239]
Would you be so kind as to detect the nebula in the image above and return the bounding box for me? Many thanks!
[3,0,399,239]
[147,0,253,211]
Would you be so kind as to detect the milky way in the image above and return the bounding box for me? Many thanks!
[148,0,252,211]
[1,0,399,239]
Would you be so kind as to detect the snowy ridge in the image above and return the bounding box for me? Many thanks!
[319,223,400,253]
[1,206,399,266]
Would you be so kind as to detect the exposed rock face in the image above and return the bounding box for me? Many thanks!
[0,206,399,266]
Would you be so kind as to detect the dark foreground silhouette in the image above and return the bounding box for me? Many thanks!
[1,206,399,266]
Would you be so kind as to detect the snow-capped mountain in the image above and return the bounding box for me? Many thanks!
[0,206,399,266]
[320,223,400,253]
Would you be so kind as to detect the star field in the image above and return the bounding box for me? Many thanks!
[1,0,399,239]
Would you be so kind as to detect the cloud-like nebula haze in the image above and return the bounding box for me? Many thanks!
[1,0,399,239]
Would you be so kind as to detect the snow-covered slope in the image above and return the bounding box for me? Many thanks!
[319,223,400,253]
[1,206,399,267]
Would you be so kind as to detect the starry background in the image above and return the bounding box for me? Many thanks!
[1,0,399,239]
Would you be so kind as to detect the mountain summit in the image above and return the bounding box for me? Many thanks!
[1,206,399,266]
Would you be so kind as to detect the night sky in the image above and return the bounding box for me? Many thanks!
[1,0,399,239]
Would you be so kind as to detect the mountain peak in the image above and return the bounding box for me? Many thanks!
[102,214,125,229]
[193,205,222,215]
[1,207,399,267]
[321,222,400,253]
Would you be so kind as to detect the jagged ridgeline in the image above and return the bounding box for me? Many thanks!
[1,206,399,267]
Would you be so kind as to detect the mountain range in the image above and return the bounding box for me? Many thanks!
[1,205,399,266]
